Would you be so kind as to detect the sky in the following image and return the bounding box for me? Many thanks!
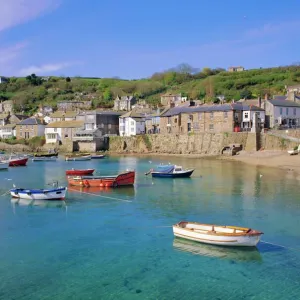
[0,0,300,79]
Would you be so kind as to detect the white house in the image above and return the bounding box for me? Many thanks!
[265,100,300,128]
[0,124,16,139]
[119,111,145,136]
[241,105,265,131]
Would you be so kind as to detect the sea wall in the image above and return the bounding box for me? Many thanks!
[108,133,298,155]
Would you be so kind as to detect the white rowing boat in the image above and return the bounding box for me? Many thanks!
[32,156,58,161]
[10,187,67,200]
[173,221,263,247]
[0,161,9,169]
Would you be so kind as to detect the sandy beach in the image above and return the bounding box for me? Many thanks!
[219,150,300,175]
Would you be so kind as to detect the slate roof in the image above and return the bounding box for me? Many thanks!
[273,95,287,101]
[267,100,300,107]
[96,110,123,116]
[46,121,84,128]
[161,103,264,117]
[119,111,145,118]
[18,118,44,125]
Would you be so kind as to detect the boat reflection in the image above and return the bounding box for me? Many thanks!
[68,185,135,197]
[11,198,67,208]
[173,238,262,262]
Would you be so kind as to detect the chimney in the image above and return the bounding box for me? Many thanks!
[258,96,262,108]
[189,100,195,107]
[170,102,175,108]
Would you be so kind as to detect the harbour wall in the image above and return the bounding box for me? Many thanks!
[108,133,299,155]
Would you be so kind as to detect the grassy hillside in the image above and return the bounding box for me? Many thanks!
[1,65,300,114]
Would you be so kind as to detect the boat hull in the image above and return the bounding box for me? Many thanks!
[173,222,263,247]
[32,157,57,161]
[10,187,67,200]
[34,153,58,158]
[8,157,28,166]
[0,162,9,169]
[67,171,135,188]
[65,155,91,161]
[152,170,194,178]
[66,169,95,176]
[91,155,105,159]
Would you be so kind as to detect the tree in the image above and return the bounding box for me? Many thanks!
[240,89,252,99]
[103,89,113,101]
[66,77,71,82]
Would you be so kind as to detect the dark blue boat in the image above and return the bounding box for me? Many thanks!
[150,165,194,178]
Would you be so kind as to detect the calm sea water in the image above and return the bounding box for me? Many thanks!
[0,155,299,299]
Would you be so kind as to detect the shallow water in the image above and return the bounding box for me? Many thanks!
[0,155,299,299]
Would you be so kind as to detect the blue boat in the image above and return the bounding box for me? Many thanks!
[149,164,194,178]
[91,154,105,159]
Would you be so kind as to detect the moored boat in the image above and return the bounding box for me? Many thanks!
[149,165,194,178]
[0,161,9,169]
[34,152,58,158]
[32,156,58,161]
[173,221,263,247]
[65,154,91,161]
[65,168,95,176]
[91,154,105,159]
[67,170,135,187]
[6,157,28,167]
[10,186,67,200]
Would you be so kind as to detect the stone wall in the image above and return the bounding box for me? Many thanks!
[108,132,298,155]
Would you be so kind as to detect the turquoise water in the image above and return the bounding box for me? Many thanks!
[0,156,299,299]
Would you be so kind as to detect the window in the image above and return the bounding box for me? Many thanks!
[224,112,228,119]
[209,124,214,130]
[294,108,297,116]
[245,113,249,119]
[198,112,202,120]
[54,128,57,132]
[280,107,283,114]
[286,108,289,115]
[131,121,134,126]
[210,112,214,119]
[174,118,177,123]
[65,134,68,138]
[131,127,134,132]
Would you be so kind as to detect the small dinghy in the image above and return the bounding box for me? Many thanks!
[173,221,263,247]
[32,156,57,161]
[10,186,67,201]
[65,169,95,176]
[91,154,105,159]
[65,154,91,161]
[148,165,194,178]
[0,161,9,170]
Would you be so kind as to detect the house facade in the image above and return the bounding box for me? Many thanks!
[0,100,13,113]
[0,124,16,139]
[49,111,78,123]
[45,121,84,144]
[160,93,187,107]
[119,112,145,136]
[0,77,9,84]
[228,66,244,72]
[113,96,137,111]
[16,118,45,139]
[241,106,265,131]
[57,100,92,111]
[265,99,300,128]
[160,104,264,134]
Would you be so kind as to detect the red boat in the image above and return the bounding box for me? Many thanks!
[8,157,28,167]
[65,169,95,176]
[67,170,135,188]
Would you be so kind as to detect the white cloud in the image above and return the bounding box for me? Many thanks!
[0,0,61,32]
[19,62,83,76]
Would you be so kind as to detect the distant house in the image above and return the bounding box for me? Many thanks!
[0,113,28,138]
[76,110,122,136]
[228,66,245,72]
[113,96,137,111]
[49,111,78,123]
[0,100,13,113]
[39,104,53,115]
[57,100,92,111]
[119,111,146,136]
[286,84,300,102]
[160,93,187,107]
[0,76,9,84]
[265,99,300,128]
[16,118,45,139]
[145,108,168,134]
[0,124,16,139]
[0,113,10,126]
[45,121,84,144]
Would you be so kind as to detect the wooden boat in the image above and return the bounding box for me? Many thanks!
[67,170,135,187]
[173,238,262,262]
[6,157,28,167]
[91,154,105,159]
[65,154,91,161]
[10,186,67,200]
[32,156,58,161]
[11,198,66,208]
[34,152,58,158]
[0,161,9,169]
[65,169,95,176]
[149,165,194,178]
[173,221,263,247]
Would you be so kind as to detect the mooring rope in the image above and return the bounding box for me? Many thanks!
[68,188,133,203]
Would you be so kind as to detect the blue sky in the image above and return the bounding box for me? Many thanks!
[1,0,300,79]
